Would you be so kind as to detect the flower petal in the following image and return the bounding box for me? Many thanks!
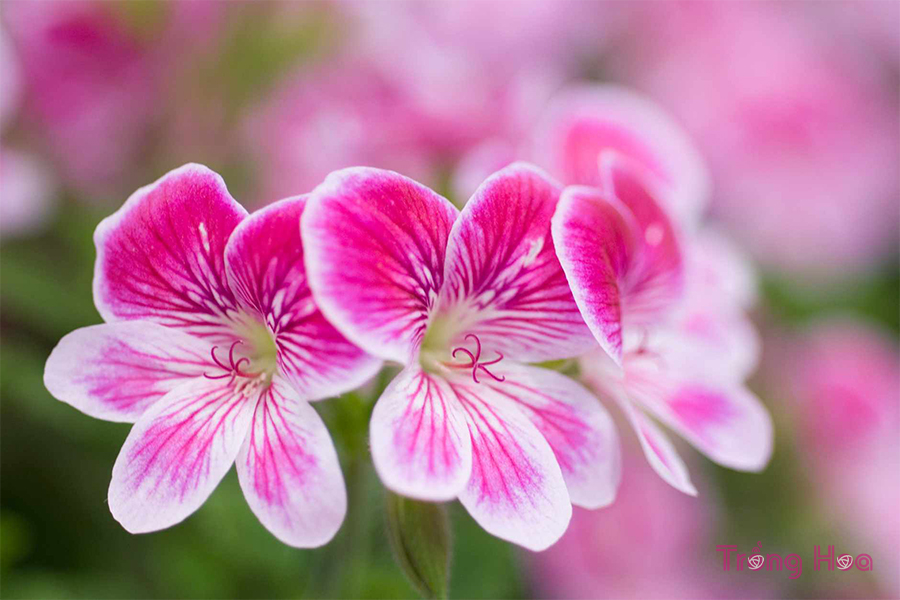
[370,367,473,501]
[108,377,256,533]
[628,370,774,472]
[533,84,709,227]
[657,307,761,383]
[44,322,213,423]
[224,196,382,400]
[454,381,571,551]
[600,153,684,322]
[236,377,346,547]
[437,163,595,362]
[552,185,638,365]
[484,364,621,509]
[93,164,248,340]
[302,167,458,363]
[619,399,697,496]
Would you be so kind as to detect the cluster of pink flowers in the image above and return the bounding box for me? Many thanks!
[44,85,772,550]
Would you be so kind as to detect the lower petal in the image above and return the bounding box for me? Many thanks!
[236,377,346,547]
[370,367,473,501]
[455,382,571,551]
[108,377,256,533]
[632,378,774,472]
[620,399,697,496]
[485,364,621,509]
[44,322,212,422]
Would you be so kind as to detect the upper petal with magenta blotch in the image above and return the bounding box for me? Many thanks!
[93,164,248,341]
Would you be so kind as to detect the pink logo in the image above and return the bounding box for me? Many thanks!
[748,542,765,570]
[716,543,873,580]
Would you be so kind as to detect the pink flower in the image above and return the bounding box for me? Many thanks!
[553,154,772,495]
[0,24,55,238]
[530,447,775,599]
[531,84,711,228]
[772,318,899,596]
[0,147,56,238]
[3,1,225,199]
[243,56,439,204]
[301,163,621,550]
[530,450,713,599]
[622,2,899,279]
[781,318,899,457]
[44,164,380,546]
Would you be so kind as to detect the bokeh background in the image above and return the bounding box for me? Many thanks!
[1,1,898,599]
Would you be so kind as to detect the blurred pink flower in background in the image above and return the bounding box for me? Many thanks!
[2,1,224,200]
[0,24,55,238]
[243,56,441,204]
[247,1,631,203]
[773,318,900,596]
[3,1,158,198]
[530,448,771,599]
[619,1,899,281]
[531,449,712,599]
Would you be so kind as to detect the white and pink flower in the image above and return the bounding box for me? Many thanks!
[44,164,380,546]
[301,163,621,550]
[552,153,772,495]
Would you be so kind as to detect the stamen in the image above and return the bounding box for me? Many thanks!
[449,333,505,384]
[202,340,259,381]
[209,346,230,371]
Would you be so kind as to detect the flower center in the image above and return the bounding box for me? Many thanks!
[205,313,280,390]
[419,312,505,383]
[203,340,257,384]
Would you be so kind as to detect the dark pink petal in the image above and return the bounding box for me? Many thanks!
[302,167,458,363]
[108,377,256,533]
[533,84,709,226]
[94,164,248,340]
[483,364,621,509]
[619,399,697,496]
[438,163,595,362]
[454,380,571,551]
[44,322,212,423]
[552,185,637,365]
[601,154,684,322]
[370,367,473,501]
[224,196,382,400]
[628,371,774,472]
[236,377,346,547]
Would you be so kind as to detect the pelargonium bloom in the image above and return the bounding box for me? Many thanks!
[302,163,621,550]
[553,154,772,495]
[44,164,380,546]
[532,84,711,228]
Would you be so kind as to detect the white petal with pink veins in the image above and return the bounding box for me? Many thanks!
[620,399,697,496]
[108,377,256,533]
[237,377,347,548]
[44,321,212,422]
[370,367,473,501]
[628,372,773,472]
[482,364,621,509]
[455,382,572,551]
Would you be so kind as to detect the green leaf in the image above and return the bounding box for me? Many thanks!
[384,493,451,600]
